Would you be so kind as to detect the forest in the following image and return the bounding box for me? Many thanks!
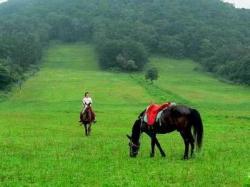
[0,0,249,89]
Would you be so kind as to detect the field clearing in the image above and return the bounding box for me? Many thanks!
[0,43,249,186]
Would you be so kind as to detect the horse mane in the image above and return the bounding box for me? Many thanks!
[138,109,146,118]
[131,119,141,144]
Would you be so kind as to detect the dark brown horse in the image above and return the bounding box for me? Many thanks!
[127,105,203,159]
[80,105,96,136]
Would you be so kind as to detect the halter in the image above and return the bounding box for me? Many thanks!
[129,141,140,156]
[128,115,144,156]
[129,141,140,148]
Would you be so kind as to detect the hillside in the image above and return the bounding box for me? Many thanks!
[0,43,249,186]
[0,0,250,89]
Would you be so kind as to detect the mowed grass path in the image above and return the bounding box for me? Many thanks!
[0,43,249,186]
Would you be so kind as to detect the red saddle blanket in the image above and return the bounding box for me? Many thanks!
[146,102,172,125]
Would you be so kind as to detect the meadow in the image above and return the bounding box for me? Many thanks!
[0,42,249,186]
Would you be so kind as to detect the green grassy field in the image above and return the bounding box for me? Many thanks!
[0,42,249,186]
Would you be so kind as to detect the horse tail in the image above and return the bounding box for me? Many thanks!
[190,109,203,150]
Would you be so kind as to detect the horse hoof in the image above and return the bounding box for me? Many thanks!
[150,153,154,158]
[162,154,166,157]
[183,156,188,160]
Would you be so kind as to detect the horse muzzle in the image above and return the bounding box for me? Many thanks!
[130,152,138,157]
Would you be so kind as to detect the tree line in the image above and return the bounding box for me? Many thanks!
[0,0,249,89]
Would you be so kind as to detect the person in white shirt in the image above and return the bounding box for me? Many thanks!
[80,92,96,123]
[82,92,93,111]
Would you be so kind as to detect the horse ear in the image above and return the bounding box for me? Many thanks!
[126,134,131,140]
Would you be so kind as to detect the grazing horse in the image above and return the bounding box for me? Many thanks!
[127,105,203,159]
[80,105,95,136]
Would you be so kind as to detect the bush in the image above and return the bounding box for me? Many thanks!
[145,67,158,83]
[97,40,148,71]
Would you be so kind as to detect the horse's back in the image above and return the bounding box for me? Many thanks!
[172,105,192,115]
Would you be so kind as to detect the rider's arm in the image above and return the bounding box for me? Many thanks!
[82,98,86,107]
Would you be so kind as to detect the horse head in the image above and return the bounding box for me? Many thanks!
[127,134,140,157]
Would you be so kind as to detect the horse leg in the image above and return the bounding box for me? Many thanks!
[84,124,88,136]
[149,134,166,157]
[180,132,189,160]
[154,137,166,157]
[188,130,195,157]
[150,137,156,157]
[145,132,156,157]
[88,123,92,135]
[79,112,83,124]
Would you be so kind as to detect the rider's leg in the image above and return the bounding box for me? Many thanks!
[89,107,96,123]
[88,109,92,121]
[79,111,83,122]
[92,111,96,123]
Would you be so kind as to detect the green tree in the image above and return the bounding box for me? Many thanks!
[0,0,250,86]
[0,59,12,89]
[97,40,148,71]
[145,67,158,83]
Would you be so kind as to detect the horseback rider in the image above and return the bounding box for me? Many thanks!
[82,92,92,111]
[79,92,96,123]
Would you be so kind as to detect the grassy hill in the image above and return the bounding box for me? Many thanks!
[0,42,249,186]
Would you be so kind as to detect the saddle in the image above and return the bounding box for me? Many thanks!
[144,102,173,125]
[80,106,96,123]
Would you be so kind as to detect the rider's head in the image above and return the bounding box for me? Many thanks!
[85,92,89,97]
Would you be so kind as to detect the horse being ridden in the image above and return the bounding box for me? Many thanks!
[79,92,96,136]
[127,104,203,159]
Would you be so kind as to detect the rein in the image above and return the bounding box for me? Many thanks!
[138,115,144,156]
[130,118,143,152]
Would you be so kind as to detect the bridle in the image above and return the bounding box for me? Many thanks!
[128,117,144,156]
[129,141,140,148]
[129,141,140,156]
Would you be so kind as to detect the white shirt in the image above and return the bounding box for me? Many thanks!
[82,97,93,108]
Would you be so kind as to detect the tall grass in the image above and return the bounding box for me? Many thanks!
[0,43,249,186]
